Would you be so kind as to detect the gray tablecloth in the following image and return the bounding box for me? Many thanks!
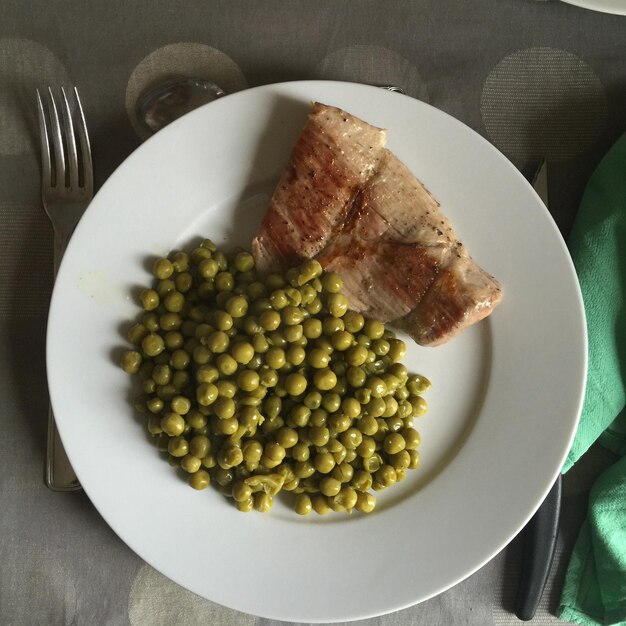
[1,1,625,624]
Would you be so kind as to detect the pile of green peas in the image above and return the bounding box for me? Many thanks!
[121,239,430,515]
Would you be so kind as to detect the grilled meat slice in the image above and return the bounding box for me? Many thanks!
[252,103,502,346]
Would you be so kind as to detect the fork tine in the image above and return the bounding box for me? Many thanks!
[46,87,65,188]
[60,87,79,189]
[73,87,93,196]
[36,89,52,188]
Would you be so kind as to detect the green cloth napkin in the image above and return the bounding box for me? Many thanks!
[559,133,626,626]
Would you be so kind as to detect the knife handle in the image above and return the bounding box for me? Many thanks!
[515,474,562,621]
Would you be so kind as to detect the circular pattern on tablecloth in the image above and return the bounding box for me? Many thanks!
[0,38,71,156]
[128,564,254,626]
[314,44,429,102]
[0,547,77,624]
[480,46,607,162]
[125,42,248,139]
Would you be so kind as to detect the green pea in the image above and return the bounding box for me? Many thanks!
[374,465,397,488]
[283,324,303,343]
[140,289,160,311]
[351,469,373,492]
[174,272,193,294]
[205,331,229,353]
[358,415,378,436]
[170,395,191,415]
[181,454,202,474]
[196,382,218,406]
[311,494,331,515]
[294,460,316,479]
[237,369,260,392]
[314,451,336,474]
[140,333,163,357]
[356,436,376,458]
[218,444,244,469]
[285,372,308,396]
[341,397,361,419]
[309,408,328,428]
[188,470,210,490]
[297,259,323,285]
[189,435,211,459]
[264,395,282,419]
[313,368,337,391]
[259,309,281,331]
[321,393,341,413]
[322,316,344,335]
[215,271,235,292]
[213,310,233,331]
[345,345,368,367]
[320,476,341,497]
[294,493,313,515]
[355,491,376,513]
[263,442,286,464]
[225,295,248,318]
[299,284,317,305]
[291,441,311,462]
[366,376,387,398]
[153,257,174,280]
[332,461,354,483]
[407,374,432,395]
[383,396,399,418]
[304,390,322,410]
[265,347,286,370]
[328,413,351,435]
[371,338,390,356]
[196,365,218,384]
[258,366,278,388]
[231,341,254,365]
[321,272,343,293]
[402,427,421,450]
[167,436,189,457]
[308,426,330,447]
[213,397,235,420]
[343,311,364,333]
[333,486,357,510]
[327,293,349,317]
[270,289,288,309]
[387,339,407,362]
[410,396,428,417]
[161,412,185,436]
[121,350,142,374]
[127,323,148,345]
[281,306,304,326]
[142,312,160,332]
[286,345,306,366]
[242,440,263,466]
[307,348,330,369]
[253,492,273,513]
[234,251,254,272]
[363,319,385,340]
[170,349,190,370]
[275,426,298,449]
[198,258,219,279]
[306,297,323,315]
[147,397,164,415]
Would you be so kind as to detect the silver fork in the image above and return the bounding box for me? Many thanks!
[37,86,93,491]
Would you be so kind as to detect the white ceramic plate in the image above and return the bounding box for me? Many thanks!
[47,81,586,623]
[561,0,626,14]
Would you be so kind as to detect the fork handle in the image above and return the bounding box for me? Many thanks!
[46,407,81,491]
[46,226,81,491]
[53,227,73,278]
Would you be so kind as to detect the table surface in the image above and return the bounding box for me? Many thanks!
[1,1,625,624]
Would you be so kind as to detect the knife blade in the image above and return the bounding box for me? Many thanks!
[514,159,562,621]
